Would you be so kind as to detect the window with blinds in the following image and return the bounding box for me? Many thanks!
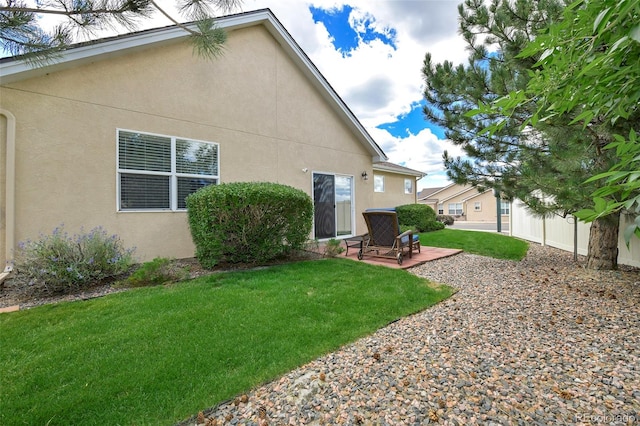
[448,202,463,215]
[117,130,218,211]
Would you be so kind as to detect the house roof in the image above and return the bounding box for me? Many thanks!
[0,8,388,162]
[373,162,425,178]
[461,189,492,202]
[438,186,478,203]
[428,183,473,201]
[417,187,444,201]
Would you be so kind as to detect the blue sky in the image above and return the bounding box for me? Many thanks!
[307,5,448,142]
[247,1,468,190]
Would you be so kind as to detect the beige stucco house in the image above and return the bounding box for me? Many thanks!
[372,162,425,208]
[0,9,426,271]
[418,183,510,222]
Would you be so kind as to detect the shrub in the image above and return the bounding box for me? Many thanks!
[186,182,313,268]
[395,204,442,232]
[121,258,190,288]
[437,215,455,226]
[323,238,345,257]
[422,220,445,232]
[14,226,135,295]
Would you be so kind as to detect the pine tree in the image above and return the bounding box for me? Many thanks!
[422,0,622,269]
[0,0,241,64]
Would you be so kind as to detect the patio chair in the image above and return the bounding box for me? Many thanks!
[359,210,420,265]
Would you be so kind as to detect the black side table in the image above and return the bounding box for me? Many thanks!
[343,234,368,256]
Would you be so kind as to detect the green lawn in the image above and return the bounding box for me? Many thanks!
[0,259,452,425]
[420,228,529,260]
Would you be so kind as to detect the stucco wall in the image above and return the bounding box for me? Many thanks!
[0,25,375,263]
[372,171,416,208]
[464,191,506,222]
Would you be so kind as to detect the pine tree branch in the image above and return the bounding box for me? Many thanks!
[148,0,198,36]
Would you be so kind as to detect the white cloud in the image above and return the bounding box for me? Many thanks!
[369,127,463,174]
[246,1,468,187]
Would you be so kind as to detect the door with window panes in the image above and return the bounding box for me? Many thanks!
[312,173,354,239]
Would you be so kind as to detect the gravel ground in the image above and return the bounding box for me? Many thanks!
[188,244,639,426]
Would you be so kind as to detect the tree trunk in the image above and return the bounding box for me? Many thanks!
[586,213,620,270]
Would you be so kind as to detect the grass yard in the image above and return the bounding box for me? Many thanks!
[420,228,529,260]
[0,258,452,425]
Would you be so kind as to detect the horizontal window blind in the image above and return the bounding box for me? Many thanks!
[119,131,171,172]
[177,177,217,209]
[120,174,170,209]
[176,139,218,176]
[117,130,219,211]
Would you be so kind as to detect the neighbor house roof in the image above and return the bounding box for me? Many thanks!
[0,8,388,162]
[373,162,425,177]
[422,182,478,201]
[462,189,492,203]
[438,186,478,203]
[417,187,444,201]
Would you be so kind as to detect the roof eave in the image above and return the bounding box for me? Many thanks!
[0,8,388,162]
[0,10,275,83]
[373,163,425,178]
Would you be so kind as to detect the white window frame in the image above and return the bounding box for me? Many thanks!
[448,202,463,215]
[437,203,444,215]
[500,201,510,215]
[474,201,482,211]
[404,178,413,194]
[374,174,385,192]
[117,129,219,212]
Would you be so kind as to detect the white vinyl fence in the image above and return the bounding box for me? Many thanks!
[510,200,640,268]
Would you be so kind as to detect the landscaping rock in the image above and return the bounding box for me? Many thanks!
[190,244,639,425]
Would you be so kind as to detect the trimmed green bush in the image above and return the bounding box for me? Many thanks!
[421,220,445,232]
[396,204,443,232]
[13,226,135,295]
[186,182,313,268]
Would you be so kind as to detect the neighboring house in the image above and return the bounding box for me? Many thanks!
[418,183,510,222]
[0,9,422,268]
[371,162,425,208]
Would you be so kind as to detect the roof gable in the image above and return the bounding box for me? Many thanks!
[373,161,425,177]
[417,187,444,200]
[438,186,478,203]
[0,9,387,162]
[423,182,459,199]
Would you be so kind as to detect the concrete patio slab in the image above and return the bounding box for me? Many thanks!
[343,246,462,270]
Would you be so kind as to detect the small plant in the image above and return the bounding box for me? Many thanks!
[13,225,135,295]
[303,239,320,252]
[121,258,191,288]
[437,215,455,226]
[323,238,345,257]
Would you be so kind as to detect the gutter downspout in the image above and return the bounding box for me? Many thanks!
[0,109,15,284]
